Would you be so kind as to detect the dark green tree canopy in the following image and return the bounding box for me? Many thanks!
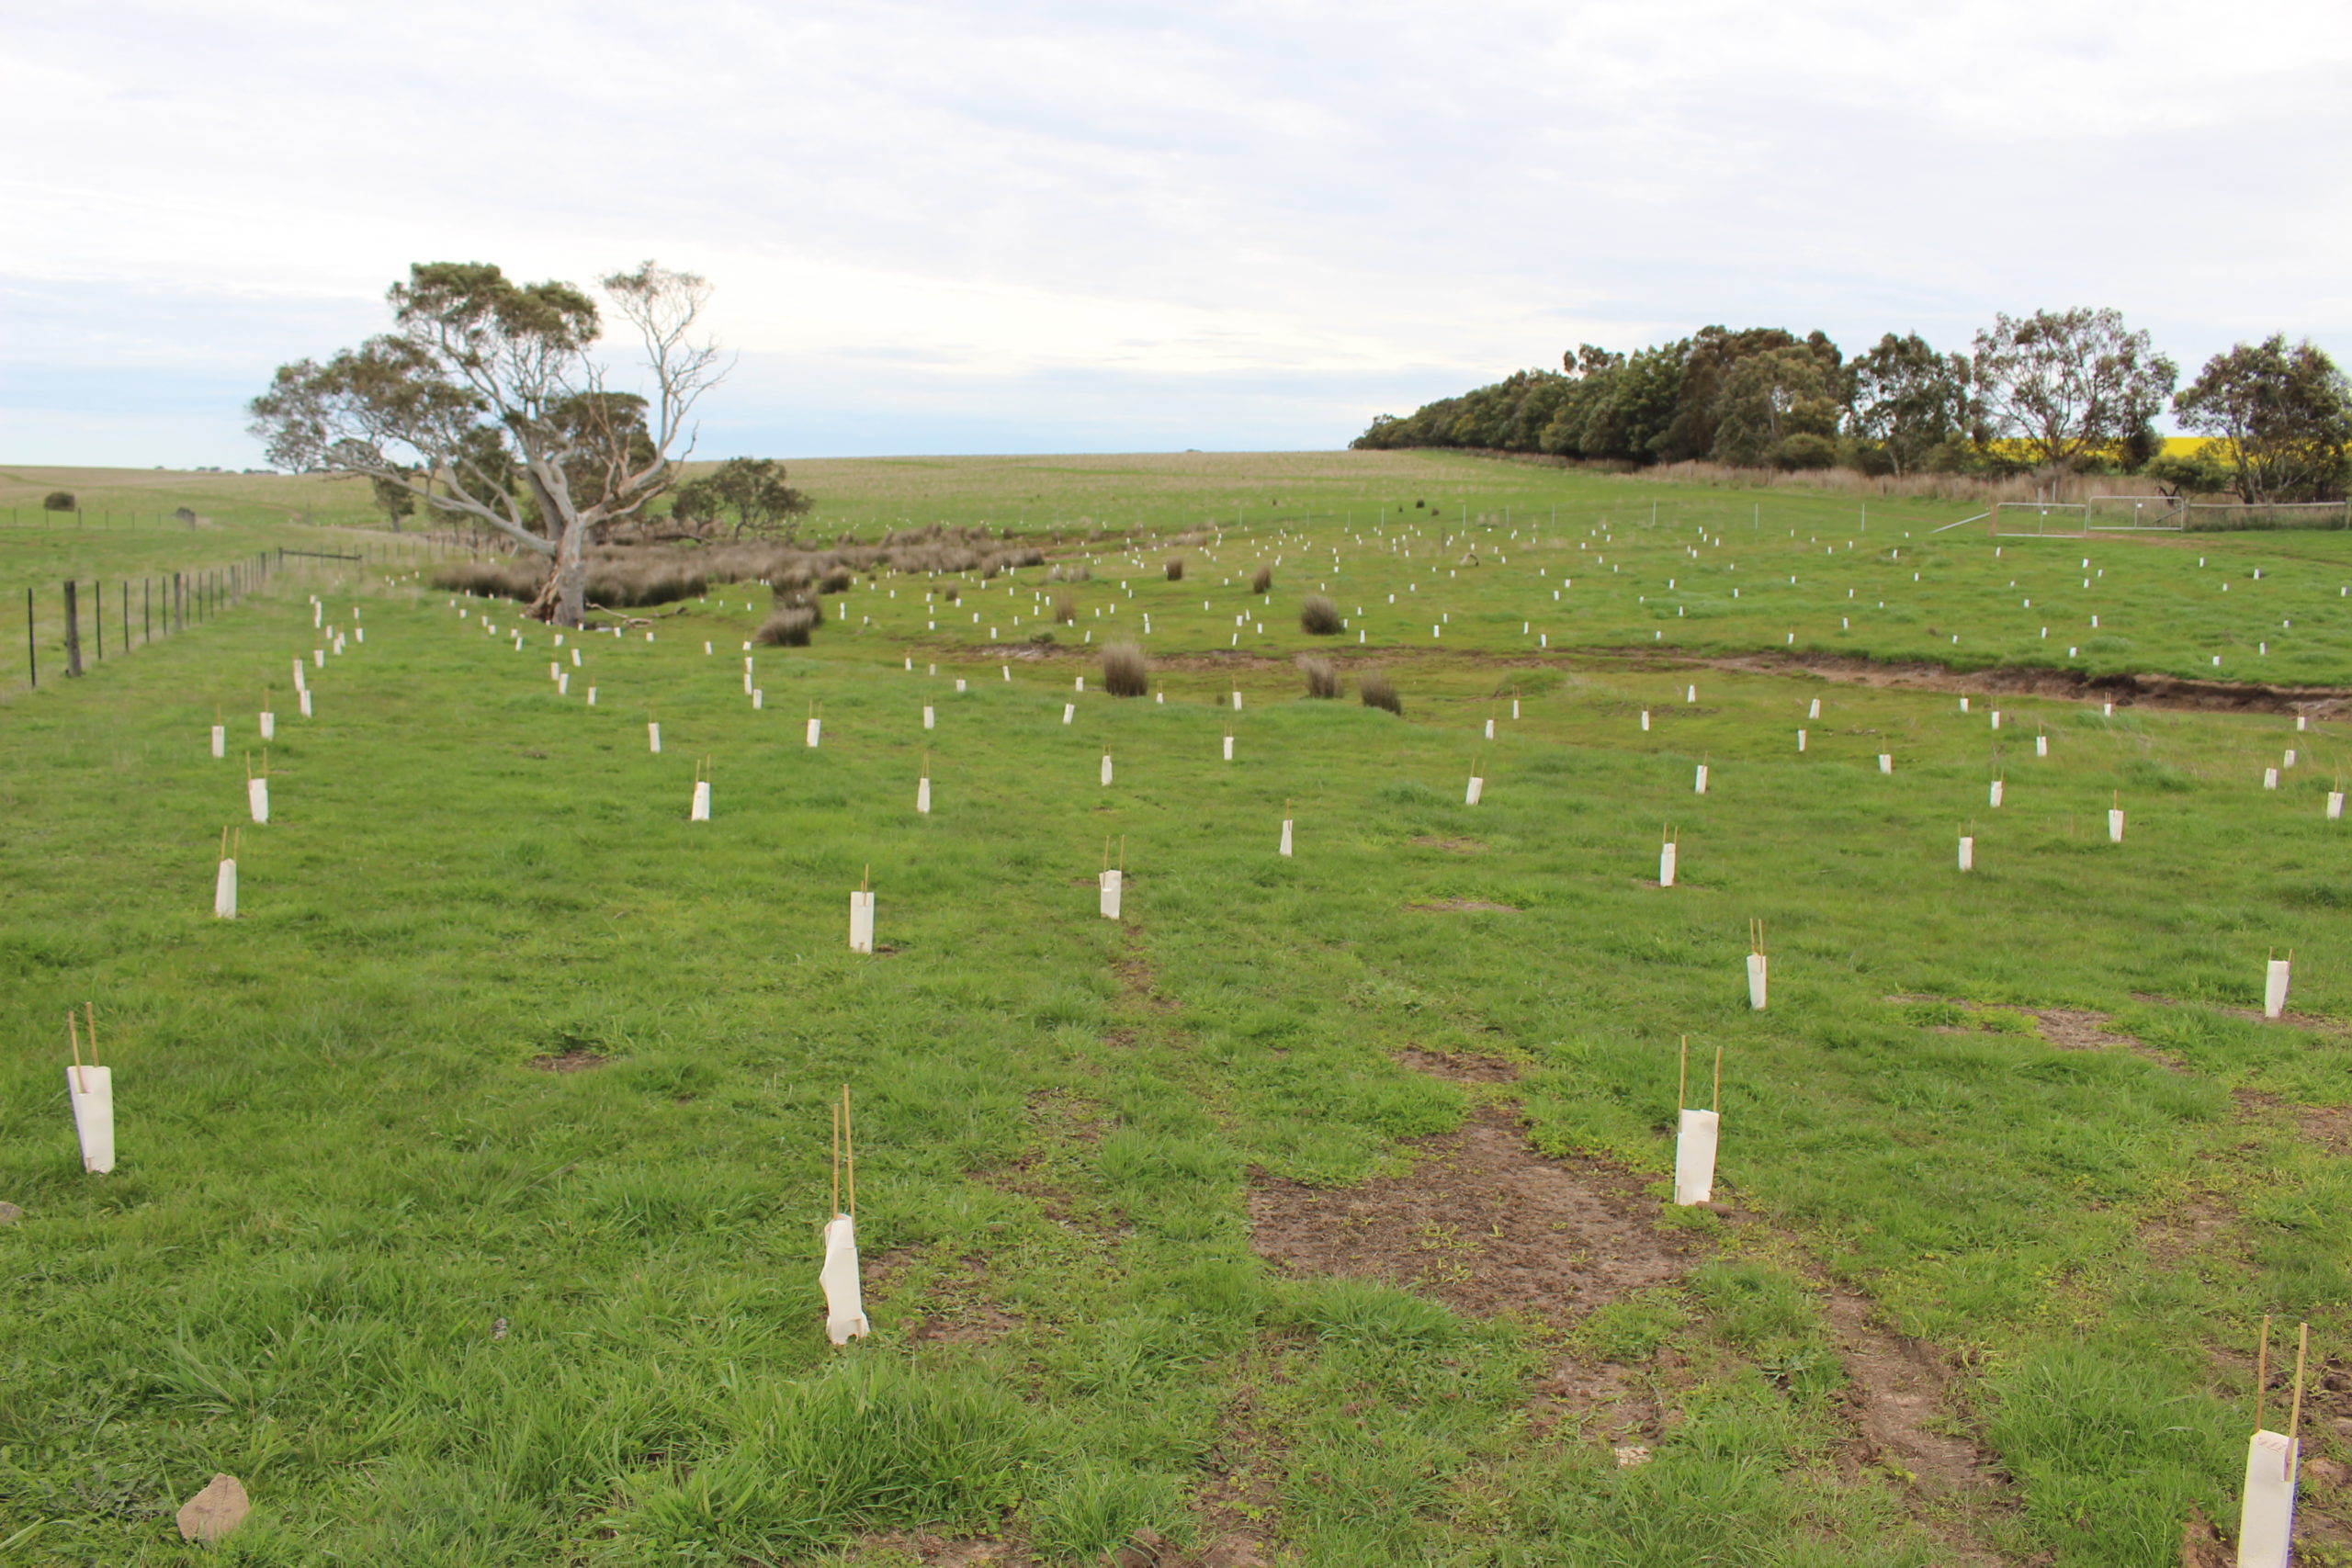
[1971,307,2175,470]
[670,457,813,540]
[2174,336,2352,504]
[1849,333,1973,477]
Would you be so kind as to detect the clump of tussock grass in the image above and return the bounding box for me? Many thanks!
[1299,594,1343,636]
[816,568,853,594]
[432,559,540,601]
[1164,558,1185,582]
[754,606,819,647]
[1250,565,1272,593]
[1300,656,1340,699]
[1360,671,1402,716]
[1102,642,1148,697]
[940,584,961,604]
[1054,592,1077,625]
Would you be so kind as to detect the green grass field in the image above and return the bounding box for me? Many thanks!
[5,454,2352,1566]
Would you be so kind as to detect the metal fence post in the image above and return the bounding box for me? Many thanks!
[62,581,82,677]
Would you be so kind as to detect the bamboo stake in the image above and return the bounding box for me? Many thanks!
[831,1096,842,1216]
[842,1085,856,1217]
[1678,1034,1688,1109]
[69,1010,86,1095]
[1713,1043,1723,1112]
[2290,1321,2310,1453]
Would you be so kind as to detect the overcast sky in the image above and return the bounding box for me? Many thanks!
[5,0,2350,466]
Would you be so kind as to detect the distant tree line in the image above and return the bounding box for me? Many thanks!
[1354,310,2352,504]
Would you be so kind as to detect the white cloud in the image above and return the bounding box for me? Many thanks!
[5,0,2350,462]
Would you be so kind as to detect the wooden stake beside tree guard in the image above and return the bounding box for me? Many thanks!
[1747,919,1768,1010]
[67,1004,115,1175]
[213,827,239,919]
[849,866,875,953]
[821,1087,870,1345]
[2238,1315,2308,1567]
[2266,949,2293,1020]
[1673,1036,1721,1206]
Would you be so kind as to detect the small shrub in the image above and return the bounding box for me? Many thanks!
[1164,558,1184,581]
[1054,592,1076,625]
[1250,565,1272,593]
[1102,642,1148,697]
[1299,594,1342,636]
[755,606,818,646]
[1360,671,1402,716]
[41,491,74,513]
[1300,656,1340,699]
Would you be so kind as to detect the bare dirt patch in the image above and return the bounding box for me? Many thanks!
[1409,835,1486,853]
[1392,1046,1520,1083]
[1116,927,1178,1013]
[903,1255,1024,1348]
[1248,1103,1686,1321]
[2025,1005,2191,1073]
[1406,898,1520,914]
[852,1531,1030,1565]
[526,1049,608,1073]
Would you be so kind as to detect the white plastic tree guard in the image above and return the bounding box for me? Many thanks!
[1099,868,1123,919]
[2036,735,2049,757]
[213,856,237,919]
[1465,775,1484,806]
[1279,818,1294,856]
[2265,958,2292,1020]
[1222,736,1235,761]
[648,722,662,754]
[1641,711,1651,732]
[1674,1108,1718,1204]
[210,725,226,760]
[690,781,711,821]
[1809,697,1822,719]
[1100,752,1114,786]
[2109,808,2125,843]
[1658,840,1678,887]
[821,1213,869,1345]
[1063,704,1075,725]
[259,712,275,740]
[1958,836,1975,872]
[1694,764,1709,795]
[2239,1430,2300,1568]
[1990,780,2005,807]
[1485,718,1496,740]
[2329,792,2345,820]
[806,717,821,748]
[1747,953,1768,1010]
[68,1063,114,1174]
[247,778,268,826]
[298,690,311,717]
[849,890,875,953]
[1990,710,2002,729]
[923,705,935,730]
[1878,754,1893,774]
[2266,769,2280,790]
[1797,729,1807,752]
[917,776,931,815]
[956,679,967,693]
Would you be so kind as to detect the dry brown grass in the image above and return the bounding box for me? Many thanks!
[1299,594,1342,636]
[1054,592,1076,625]
[1250,565,1272,593]
[754,606,818,646]
[1359,670,1402,716]
[1102,642,1148,697]
[1299,656,1340,699]
[1164,558,1185,581]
